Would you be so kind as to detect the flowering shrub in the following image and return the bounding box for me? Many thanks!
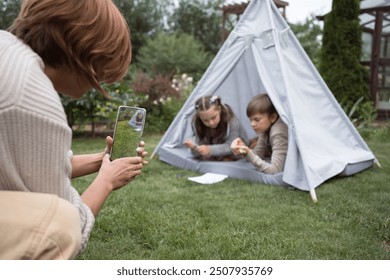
[61,73,195,134]
[171,73,194,99]
[131,72,180,110]
[130,72,195,132]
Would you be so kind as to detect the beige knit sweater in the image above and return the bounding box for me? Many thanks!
[0,31,94,253]
[247,118,288,174]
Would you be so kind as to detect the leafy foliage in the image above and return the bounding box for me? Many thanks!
[130,72,194,133]
[0,0,21,29]
[61,82,144,136]
[61,88,117,137]
[2,0,207,134]
[61,73,193,135]
[319,0,370,105]
[289,18,323,67]
[131,72,180,107]
[340,97,377,128]
[136,32,211,80]
[113,0,170,62]
[168,0,223,55]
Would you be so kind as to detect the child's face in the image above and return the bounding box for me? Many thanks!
[249,112,277,134]
[198,106,221,128]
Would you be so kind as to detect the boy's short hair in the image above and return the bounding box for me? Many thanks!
[8,0,131,93]
[246,93,277,117]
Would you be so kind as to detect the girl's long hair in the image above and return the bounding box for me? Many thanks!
[194,95,234,145]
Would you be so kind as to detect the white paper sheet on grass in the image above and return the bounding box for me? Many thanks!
[188,173,228,184]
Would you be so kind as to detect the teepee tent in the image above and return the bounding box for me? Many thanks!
[152,0,377,201]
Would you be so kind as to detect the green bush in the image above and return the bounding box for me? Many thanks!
[289,18,322,67]
[145,97,184,133]
[320,0,370,104]
[341,96,377,128]
[61,74,194,135]
[130,72,194,133]
[136,32,211,81]
[169,0,222,55]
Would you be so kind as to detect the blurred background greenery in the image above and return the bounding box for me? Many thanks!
[0,0,381,135]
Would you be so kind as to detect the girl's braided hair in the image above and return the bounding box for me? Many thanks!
[194,95,234,145]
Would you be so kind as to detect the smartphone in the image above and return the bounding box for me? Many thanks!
[110,106,146,160]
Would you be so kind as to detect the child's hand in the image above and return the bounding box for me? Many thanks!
[231,138,249,155]
[184,139,196,150]
[197,145,210,156]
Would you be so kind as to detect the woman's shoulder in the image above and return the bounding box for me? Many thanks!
[0,31,44,106]
[0,31,41,66]
[0,31,67,125]
[0,30,17,47]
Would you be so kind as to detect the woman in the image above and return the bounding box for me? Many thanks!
[0,0,146,259]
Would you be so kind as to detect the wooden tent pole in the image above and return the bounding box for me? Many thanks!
[310,189,318,203]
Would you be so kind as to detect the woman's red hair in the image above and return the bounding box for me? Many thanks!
[9,0,132,95]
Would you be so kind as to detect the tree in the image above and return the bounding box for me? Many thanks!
[113,0,172,62]
[289,17,323,67]
[319,0,370,104]
[169,0,223,56]
[136,32,211,79]
[0,0,165,60]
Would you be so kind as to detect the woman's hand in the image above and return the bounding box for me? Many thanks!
[98,154,144,192]
[104,136,113,156]
[81,153,145,217]
[136,140,148,165]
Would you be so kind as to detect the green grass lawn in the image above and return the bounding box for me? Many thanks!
[111,119,143,159]
[72,129,390,260]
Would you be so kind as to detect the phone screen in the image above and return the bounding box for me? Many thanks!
[110,106,146,160]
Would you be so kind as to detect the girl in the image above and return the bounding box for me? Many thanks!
[231,94,288,174]
[184,95,247,160]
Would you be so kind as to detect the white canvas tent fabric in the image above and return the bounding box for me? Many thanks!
[152,0,377,194]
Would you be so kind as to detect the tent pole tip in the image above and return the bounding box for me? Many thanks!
[310,189,318,203]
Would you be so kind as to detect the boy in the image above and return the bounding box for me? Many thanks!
[231,94,288,174]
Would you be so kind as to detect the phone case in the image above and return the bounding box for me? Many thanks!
[110,106,146,160]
